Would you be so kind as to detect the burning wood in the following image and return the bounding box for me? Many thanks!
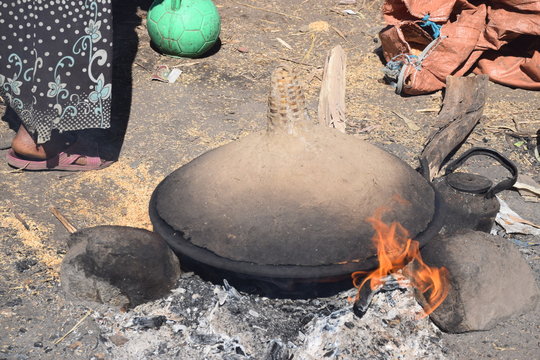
[352,211,449,318]
[352,274,409,318]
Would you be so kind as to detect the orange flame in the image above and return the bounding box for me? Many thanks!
[352,210,449,316]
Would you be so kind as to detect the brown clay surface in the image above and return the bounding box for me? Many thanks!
[1,1,539,359]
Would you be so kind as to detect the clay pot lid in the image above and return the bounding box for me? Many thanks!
[151,66,436,270]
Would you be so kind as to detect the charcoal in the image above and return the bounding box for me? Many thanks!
[133,316,167,330]
[263,340,289,360]
[353,276,408,318]
[419,231,540,333]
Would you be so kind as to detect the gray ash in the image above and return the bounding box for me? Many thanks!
[91,272,448,359]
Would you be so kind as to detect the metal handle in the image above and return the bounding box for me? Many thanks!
[444,147,518,198]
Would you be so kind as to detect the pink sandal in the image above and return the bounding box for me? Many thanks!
[6,148,114,171]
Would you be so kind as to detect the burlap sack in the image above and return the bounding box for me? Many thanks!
[379,0,540,94]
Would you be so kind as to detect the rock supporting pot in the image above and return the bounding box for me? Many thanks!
[418,231,540,333]
[61,226,181,308]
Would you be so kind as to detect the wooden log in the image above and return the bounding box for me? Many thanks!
[420,75,489,180]
[318,45,347,132]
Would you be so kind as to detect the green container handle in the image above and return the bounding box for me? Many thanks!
[171,0,182,11]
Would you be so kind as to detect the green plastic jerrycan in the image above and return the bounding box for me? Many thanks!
[147,0,221,58]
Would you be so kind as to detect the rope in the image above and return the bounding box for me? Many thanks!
[382,36,447,94]
[419,14,442,39]
[381,14,443,94]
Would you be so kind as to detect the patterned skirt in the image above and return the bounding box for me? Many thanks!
[0,0,113,144]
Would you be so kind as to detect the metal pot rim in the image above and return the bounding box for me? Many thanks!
[149,179,446,281]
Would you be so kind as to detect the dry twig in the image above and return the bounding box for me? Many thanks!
[50,207,78,234]
[8,202,30,231]
[134,62,150,72]
[505,131,539,139]
[5,162,30,173]
[233,1,303,20]
[276,37,292,50]
[276,56,320,68]
[331,26,347,41]
[392,111,420,131]
[329,8,346,16]
[172,61,202,68]
[302,34,317,61]
[53,310,93,345]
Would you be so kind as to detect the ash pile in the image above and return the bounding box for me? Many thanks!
[92,273,447,360]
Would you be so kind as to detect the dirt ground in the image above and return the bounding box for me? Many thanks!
[1,1,539,359]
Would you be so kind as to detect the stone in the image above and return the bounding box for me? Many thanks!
[419,231,540,333]
[0,106,17,150]
[61,226,181,308]
[109,334,129,347]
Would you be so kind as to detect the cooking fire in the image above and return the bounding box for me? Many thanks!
[352,211,449,319]
[53,65,539,359]
[2,0,540,358]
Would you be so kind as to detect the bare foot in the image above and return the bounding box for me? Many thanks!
[11,126,87,165]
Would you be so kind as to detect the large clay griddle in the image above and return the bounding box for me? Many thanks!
[149,66,444,296]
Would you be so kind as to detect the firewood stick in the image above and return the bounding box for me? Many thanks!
[318,45,347,133]
[420,75,489,180]
[50,207,78,234]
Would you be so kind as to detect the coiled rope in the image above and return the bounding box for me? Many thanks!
[382,14,445,94]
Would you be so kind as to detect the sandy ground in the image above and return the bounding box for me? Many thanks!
[1,1,539,359]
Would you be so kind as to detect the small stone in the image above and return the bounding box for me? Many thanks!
[67,341,82,350]
[237,47,249,53]
[15,259,37,272]
[109,334,129,347]
[235,346,246,356]
[217,291,228,306]
[33,342,43,348]
[172,324,187,333]
[5,298,22,307]
[158,342,168,354]
[0,114,15,150]
[248,309,260,318]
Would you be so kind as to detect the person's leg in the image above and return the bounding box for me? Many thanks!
[11,125,49,160]
[1,0,114,170]
[11,125,88,165]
